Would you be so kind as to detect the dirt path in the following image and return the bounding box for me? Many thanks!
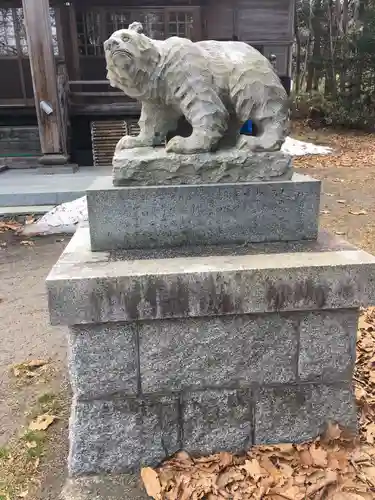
[0,127,374,499]
[293,125,375,255]
[0,234,69,499]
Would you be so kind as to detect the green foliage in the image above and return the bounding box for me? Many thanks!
[293,91,375,129]
[294,0,375,129]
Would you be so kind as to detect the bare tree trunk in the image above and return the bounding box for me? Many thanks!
[327,0,337,97]
[294,0,302,94]
[340,0,349,94]
[342,0,349,32]
[307,0,323,92]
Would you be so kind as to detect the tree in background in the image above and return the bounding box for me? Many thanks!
[294,0,375,129]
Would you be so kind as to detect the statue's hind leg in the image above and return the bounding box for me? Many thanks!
[229,72,288,152]
[237,117,285,152]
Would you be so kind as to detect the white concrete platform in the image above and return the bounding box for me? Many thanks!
[0,167,110,207]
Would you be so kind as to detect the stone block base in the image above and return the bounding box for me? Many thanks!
[46,228,375,476]
[68,383,355,476]
[67,307,358,475]
[87,173,321,251]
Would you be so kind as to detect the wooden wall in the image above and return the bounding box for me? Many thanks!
[203,0,294,43]
[0,0,294,110]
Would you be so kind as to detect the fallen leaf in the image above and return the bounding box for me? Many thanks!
[20,240,34,247]
[366,423,375,444]
[25,216,35,225]
[324,422,342,441]
[218,451,233,468]
[259,456,281,481]
[300,448,313,466]
[141,467,162,499]
[349,210,368,216]
[362,466,375,483]
[242,459,264,480]
[26,441,37,449]
[0,221,21,231]
[309,444,328,467]
[306,469,337,495]
[29,414,57,431]
[278,462,294,477]
[332,494,370,500]
[274,444,294,454]
[217,470,244,489]
[26,359,47,369]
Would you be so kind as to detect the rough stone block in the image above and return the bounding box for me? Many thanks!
[254,384,356,445]
[112,147,293,186]
[182,390,252,456]
[298,310,358,382]
[68,323,138,399]
[87,174,320,251]
[139,314,298,393]
[69,396,180,476]
[47,227,375,326]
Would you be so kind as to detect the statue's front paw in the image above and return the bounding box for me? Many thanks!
[115,135,154,152]
[166,134,214,154]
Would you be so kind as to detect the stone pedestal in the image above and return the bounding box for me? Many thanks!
[47,150,375,485]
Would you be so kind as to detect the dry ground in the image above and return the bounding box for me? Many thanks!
[0,123,375,499]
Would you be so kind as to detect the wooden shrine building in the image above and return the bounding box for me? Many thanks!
[0,0,295,167]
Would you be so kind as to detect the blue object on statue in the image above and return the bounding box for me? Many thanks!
[240,120,253,135]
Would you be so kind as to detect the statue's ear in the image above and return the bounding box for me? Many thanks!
[128,22,143,34]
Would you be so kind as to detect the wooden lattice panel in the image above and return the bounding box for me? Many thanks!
[91,120,140,167]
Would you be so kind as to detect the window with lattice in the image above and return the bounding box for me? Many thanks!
[167,12,194,38]
[76,10,103,56]
[106,11,132,34]
[138,12,165,40]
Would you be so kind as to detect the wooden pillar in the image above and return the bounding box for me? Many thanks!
[22,0,67,164]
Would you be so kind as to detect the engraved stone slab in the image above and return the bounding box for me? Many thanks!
[112,147,293,186]
[87,174,320,251]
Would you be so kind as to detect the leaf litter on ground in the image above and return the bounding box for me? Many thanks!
[142,308,375,499]
[10,359,54,388]
[0,220,22,234]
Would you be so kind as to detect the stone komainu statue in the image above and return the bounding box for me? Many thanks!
[104,22,289,155]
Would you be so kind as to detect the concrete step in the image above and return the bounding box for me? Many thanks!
[0,205,55,218]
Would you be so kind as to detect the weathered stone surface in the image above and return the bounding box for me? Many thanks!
[112,148,293,186]
[68,324,138,399]
[69,396,180,476]
[47,227,375,326]
[87,174,320,251]
[254,384,356,445]
[62,475,149,500]
[298,310,358,382]
[139,314,298,393]
[105,24,288,156]
[182,390,252,456]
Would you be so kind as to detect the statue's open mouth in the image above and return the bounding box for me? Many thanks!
[112,49,132,59]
